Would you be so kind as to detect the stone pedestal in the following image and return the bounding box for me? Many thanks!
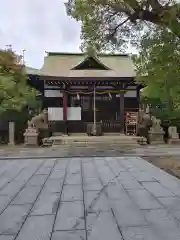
[8,122,15,145]
[24,127,38,146]
[86,123,102,136]
[148,131,164,144]
[148,117,164,144]
[168,126,180,144]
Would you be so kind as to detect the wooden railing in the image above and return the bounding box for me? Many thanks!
[48,120,122,134]
[67,121,86,133]
[101,120,121,133]
[49,121,86,134]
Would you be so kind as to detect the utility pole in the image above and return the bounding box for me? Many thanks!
[22,49,26,65]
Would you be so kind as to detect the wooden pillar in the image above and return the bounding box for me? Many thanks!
[120,91,125,134]
[63,91,68,134]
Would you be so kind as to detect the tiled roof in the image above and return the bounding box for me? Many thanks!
[26,67,41,75]
[39,52,136,79]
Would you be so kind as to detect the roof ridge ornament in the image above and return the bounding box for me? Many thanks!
[71,47,111,70]
[86,46,97,58]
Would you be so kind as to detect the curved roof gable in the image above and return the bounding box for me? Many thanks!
[71,55,110,70]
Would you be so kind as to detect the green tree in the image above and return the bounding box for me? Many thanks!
[134,27,180,111]
[66,0,180,51]
[0,49,37,114]
[67,0,180,127]
[133,26,180,126]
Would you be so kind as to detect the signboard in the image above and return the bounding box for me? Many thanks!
[48,108,63,121]
[67,107,81,120]
[48,107,82,121]
[125,112,138,124]
[125,111,138,135]
[44,90,63,97]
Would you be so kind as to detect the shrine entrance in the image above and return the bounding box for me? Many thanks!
[79,94,121,133]
[28,52,141,136]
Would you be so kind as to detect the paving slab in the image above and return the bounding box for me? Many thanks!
[30,192,60,215]
[51,230,86,240]
[157,196,180,210]
[86,212,123,240]
[65,173,82,185]
[112,199,148,227]
[121,226,160,240]
[15,215,54,240]
[42,179,63,193]
[0,156,180,239]
[85,191,109,213]
[127,189,163,210]
[142,181,175,197]
[0,182,24,197]
[11,185,41,205]
[26,174,48,187]
[0,204,31,235]
[54,201,85,231]
[84,178,102,191]
[143,209,180,239]
[0,195,13,212]
[61,185,83,201]
[0,236,14,240]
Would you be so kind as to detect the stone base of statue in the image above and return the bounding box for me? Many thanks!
[168,139,180,144]
[148,130,164,144]
[168,126,180,144]
[148,116,164,144]
[24,126,39,146]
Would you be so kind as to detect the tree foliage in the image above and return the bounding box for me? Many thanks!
[67,0,180,125]
[0,49,37,114]
[66,0,180,51]
[134,26,180,110]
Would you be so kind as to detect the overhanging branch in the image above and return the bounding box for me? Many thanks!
[107,17,130,39]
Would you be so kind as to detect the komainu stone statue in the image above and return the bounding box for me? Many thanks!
[24,109,49,146]
[148,116,164,144]
[28,109,48,130]
[137,110,152,144]
[138,110,151,128]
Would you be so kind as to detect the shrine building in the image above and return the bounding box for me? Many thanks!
[28,52,141,135]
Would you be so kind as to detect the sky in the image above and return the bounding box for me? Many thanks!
[0,0,81,68]
[0,0,136,69]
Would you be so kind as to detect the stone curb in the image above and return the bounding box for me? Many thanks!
[0,156,64,160]
[0,153,180,160]
[0,155,139,160]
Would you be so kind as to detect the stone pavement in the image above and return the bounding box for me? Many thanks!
[1,144,180,159]
[0,157,180,239]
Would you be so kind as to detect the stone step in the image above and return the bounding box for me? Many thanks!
[44,135,141,147]
[103,132,124,136]
[51,143,139,148]
[51,140,139,144]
